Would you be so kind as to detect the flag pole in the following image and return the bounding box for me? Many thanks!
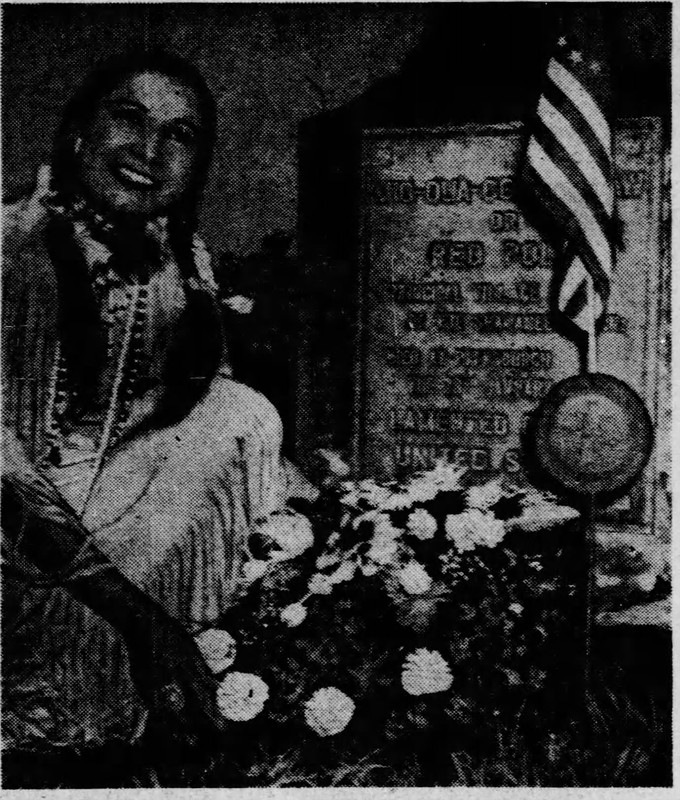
[586,275,598,374]
[584,274,597,700]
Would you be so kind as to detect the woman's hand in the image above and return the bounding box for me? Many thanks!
[126,610,229,741]
[284,450,350,505]
[309,448,351,491]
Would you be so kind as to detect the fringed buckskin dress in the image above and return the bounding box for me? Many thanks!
[2,209,289,750]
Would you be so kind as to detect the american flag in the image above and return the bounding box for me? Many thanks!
[521,11,616,336]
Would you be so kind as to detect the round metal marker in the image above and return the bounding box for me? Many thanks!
[528,373,653,499]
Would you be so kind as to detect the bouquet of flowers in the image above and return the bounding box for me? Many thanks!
[195,464,584,770]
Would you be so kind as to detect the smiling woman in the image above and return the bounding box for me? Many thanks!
[1,51,301,753]
[77,71,201,215]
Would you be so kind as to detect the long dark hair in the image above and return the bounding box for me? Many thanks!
[47,50,223,436]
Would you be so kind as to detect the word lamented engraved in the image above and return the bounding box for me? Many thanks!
[390,406,510,437]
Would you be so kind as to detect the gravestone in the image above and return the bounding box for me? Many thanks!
[355,118,665,529]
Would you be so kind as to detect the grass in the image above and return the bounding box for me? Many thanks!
[2,629,672,789]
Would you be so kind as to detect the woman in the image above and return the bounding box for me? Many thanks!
[2,51,301,752]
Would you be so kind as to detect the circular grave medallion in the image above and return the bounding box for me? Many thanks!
[527,373,653,498]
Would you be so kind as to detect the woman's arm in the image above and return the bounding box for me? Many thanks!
[2,427,227,736]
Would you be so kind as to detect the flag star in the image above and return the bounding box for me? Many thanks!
[590,61,601,74]
[557,36,568,47]
[568,50,583,64]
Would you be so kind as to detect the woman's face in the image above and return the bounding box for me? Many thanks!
[76,70,203,218]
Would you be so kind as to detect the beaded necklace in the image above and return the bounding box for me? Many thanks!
[41,193,156,514]
[44,285,149,516]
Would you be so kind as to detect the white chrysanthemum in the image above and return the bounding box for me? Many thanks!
[360,560,380,576]
[373,513,403,539]
[419,462,465,492]
[381,491,415,511]
[475,513,506,548]
[194,628,237,674]
[444,512,478,552]
[316,551,342,570]
[467,480,504,511]
[398,562,432,595]
[256,511,314,560]
[445,509,505,552]
[401,649,453,696]
[216,672,269,721]
[329,560,357,584]
[367,533,399,565]
[340,491,360,508]
[304,687,355,736]
[351,479,393,508]
[406,508,438,540]
[242,559,271,583]
[308,573,334,595]
[403,478,439,504]
[280,602,307,627]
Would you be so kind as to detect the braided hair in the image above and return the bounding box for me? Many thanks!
[47,50,223,434]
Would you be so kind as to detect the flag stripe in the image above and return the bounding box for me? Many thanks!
[543,78,613,187]
[527,138,612,280]
[564,277,603,330]
[572,304,591,331]
[547,58,610,151]
[562,274,589,318]
[559,260,604,319]
[537,97,613,214]
[562,276,601,331]
[521,167,611,295]
[559,257,589,304]
[530,121,614,244]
